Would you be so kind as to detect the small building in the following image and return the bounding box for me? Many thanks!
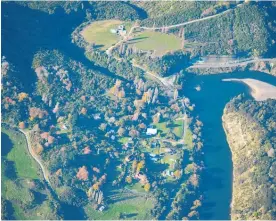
[98,205,106,212]
[118,25,125,30]
[146,128,157,136]
[110,29,117,34]
[93,113,101,120]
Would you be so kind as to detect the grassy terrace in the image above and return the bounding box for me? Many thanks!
[81,20,131,50]
[1,127,50,219]
[80,20,183,56]
[2,127,39,179]
[84,189,154,220]
[154,119,183,139]
[127,30,183,56]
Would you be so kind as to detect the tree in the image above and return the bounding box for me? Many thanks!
[92,183,99,191]
[132,160,137,173]
[80,107,87,115]
[144,183,151,192]
[99,123,107,132]
[136,160,145,174]
[117,127,125,136]
[129,129,139,138]
[18,121,25,129]
[48,136,55,144]
[76,166,89,181]
[174,170,181,179]
[125,176,132,184]
[18,92,28,102]
[153,113,160,124]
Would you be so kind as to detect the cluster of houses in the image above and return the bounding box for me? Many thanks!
[110,25,127,36]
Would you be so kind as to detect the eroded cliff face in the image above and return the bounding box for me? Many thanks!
[222,97,276,220]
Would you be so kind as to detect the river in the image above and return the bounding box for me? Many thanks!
[182,71,276,220]
[2,2,276,220]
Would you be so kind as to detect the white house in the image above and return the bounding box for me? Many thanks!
[98,205,105,212]
[146,128,157,136]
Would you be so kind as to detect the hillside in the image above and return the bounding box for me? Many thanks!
[222,95,276,220]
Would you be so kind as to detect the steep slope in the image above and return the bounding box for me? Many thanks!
[222,96,276,220]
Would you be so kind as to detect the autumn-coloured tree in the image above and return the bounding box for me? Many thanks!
[129,129,139,138]
[153,113,160,124]
[47,136,55,144]
[35,144,44,155]
[136,160,145,174]
[118,88,125,99]
[138,123,146,129]
[92,182,99,191]
[125,176,132,184]
[18,92,28,102]
[189,174,199,188]
[174,170,182,179]
[29,107,48,119]
[144,183,151,192]
[40,132,50,140]
[117,127,125,136]
[76,166,89,181]
[83,146,92,154]
[18,121,26,129]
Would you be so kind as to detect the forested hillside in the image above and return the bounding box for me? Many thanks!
[223,95,276,220]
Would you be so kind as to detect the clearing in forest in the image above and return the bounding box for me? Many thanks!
[81,20,131,50]
[127,30,183,56]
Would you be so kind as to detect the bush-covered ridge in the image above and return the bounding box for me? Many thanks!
[223,96,276,220]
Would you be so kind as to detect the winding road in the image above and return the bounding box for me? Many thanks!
[19,129,51,186]
[106,3,243,56]
[138,4,243,31]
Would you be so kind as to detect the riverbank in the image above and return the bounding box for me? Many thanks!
[222,78,276,101]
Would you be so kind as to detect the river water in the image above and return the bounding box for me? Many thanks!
[2,2,276,220]
[182,72,276,219]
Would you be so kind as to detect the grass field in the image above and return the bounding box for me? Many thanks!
[154,120,183,139]
[84,189,154,220]
[173,119,183,138]
[1,127,58,220]
[127,30,182,56]
[184,127,194,150]
[81,20,131,50]
[2,127,39,179]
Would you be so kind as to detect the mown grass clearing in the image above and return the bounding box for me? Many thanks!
[81,20,131,50]
[2,127,39,179]
[1,127,57,219]
[173,119,183,138]
[184,127,194,150]
[84,189,154,220]
[154,120,183,139]
[127,30,183,56]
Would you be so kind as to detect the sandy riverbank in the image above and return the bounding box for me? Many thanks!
[222,78,276,101]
